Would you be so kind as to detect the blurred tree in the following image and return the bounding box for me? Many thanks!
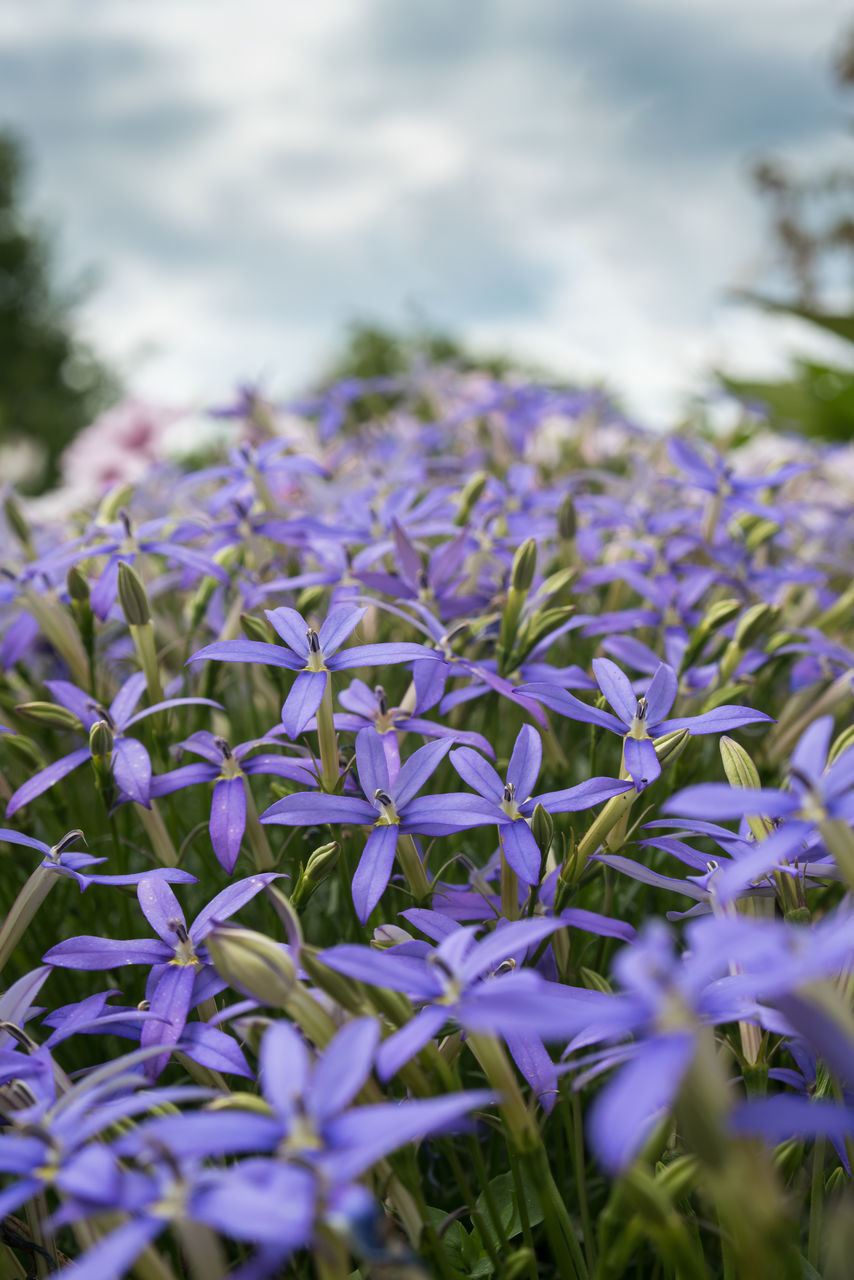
[0,131,119,491]
[720,25,854,441]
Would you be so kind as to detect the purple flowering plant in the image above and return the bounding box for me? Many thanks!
[1,362,854,1277]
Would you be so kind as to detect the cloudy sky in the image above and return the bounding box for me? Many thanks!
[1,0,852,423]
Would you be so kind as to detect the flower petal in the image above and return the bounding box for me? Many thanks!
[352,824,399,924]
[210,776,247,874]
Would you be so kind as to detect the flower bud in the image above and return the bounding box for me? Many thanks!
[204,922,297,1008]
[89,719,114,759]
[4,734,45,772]
[455,470,488,525]
[240,612,274,644]
[720,736,761,791]
[66,566,90,604]
[14,702,82,732]
[734,602,778,650]
[830,724,854,767]
[530,803,554,859]
[97,483,135,524]
[117,561,151,626]
[557,493,577,541]
[510,538,538,592]
[3,494,32,553]
[300,947,367,1015]
[291,841,340,910]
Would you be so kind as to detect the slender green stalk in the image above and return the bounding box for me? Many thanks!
[243,780,274,870]
[807,1136,826,1269]
[397,832,432,904]
[136,801,179,866]
[315,677,339,792]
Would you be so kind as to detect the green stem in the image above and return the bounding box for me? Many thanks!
[0,867,56,975]
[316,677,339,792]
[397,832,432,904]
[243,780,274,870]
[467,1032,539,1152]
[807,1136,826,1269]
[136,801,179,866]
[524,1143,588,1279]
[569,1090,597,1271]
[500,831,519,920]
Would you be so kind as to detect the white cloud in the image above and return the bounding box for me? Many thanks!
[0,0,848,424]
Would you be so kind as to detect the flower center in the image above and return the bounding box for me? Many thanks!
[304,628,327,673]
[373,788,400,825]
[500,781,522,821]
[628,696,650,739]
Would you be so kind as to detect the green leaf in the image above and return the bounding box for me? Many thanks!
[474,1169,545,1249]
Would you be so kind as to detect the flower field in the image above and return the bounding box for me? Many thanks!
[1,368,853,1279]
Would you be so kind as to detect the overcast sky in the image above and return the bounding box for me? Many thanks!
[1,0,852,423]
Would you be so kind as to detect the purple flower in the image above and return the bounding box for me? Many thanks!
[262,727,497,922]
[42,873,282,1079]
[450,724,632,882]
[31,508,232,620]
[321,916,601,1083]
[520,658,773,789]
[662,715,854,901]
[115,1017,492,1185]
[188,604,434,739]
[6,672,221,815]
[0,827,196,891]
[150,730,321,872]
[325,676,496,779]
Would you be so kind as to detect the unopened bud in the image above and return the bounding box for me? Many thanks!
[204,922,297,1008]
[579,967,613,995]
[557,494,577,541]
[89,720,114,758]
[510,538,538,592]
[456,470,488,525]
[240,613,274,644]
[720,736,761,791]
[530,804,554,859]
[300,948,366,1015]
[97,484,135,524]
[66,566,90,603]
[296,585,327,618]
[4,734,45,772]
[15,702,82,732]
[734,603,778,650]
[652,727,690,767]
[117,561,151,626]
[701,597,742,633]
[830,725,854,767]
[3,495,32,552]
[291,841,339,910]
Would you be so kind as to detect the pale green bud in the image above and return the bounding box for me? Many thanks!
[530,804,554,859]
[97,483,135,523]
[830,725,854,767]
[66,565,90,603]
[89,720,114,759]
[204,922,297,1008]
[734,602,778,650]
[510,537,538,592]
[557,493,577,541]
[15,702,82,732]
[240,613,274,644]
[455,470,488,525]
[291,841,340,910]
[3,494,31,552]
[117,561,151,626]
[720,736,762,790]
